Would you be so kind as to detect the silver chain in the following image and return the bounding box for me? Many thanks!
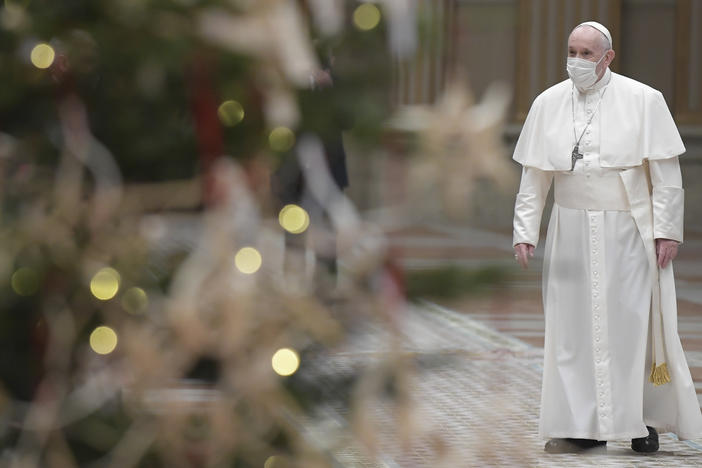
[571,84,607,149]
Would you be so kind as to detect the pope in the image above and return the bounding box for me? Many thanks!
[512,21,702,454]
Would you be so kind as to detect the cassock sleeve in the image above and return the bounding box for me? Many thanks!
[649,157,684,243]
[513,166,553,247]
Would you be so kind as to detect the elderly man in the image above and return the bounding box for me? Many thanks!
[512,21,702,454]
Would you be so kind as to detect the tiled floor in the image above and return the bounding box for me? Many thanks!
[301,223,702,466]
[301,302,702,467]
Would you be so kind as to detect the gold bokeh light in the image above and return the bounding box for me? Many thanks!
[11,267,39,296]
[30,43,55,69]
[271,348,300,376]
[122,287,148,314]
[268,127,295,152]
[217,100,245,127]
[90,267,121,301]
[278,204,310,234]
[90,326,118,355]
[353,3,381,31]
[234,247,262,274]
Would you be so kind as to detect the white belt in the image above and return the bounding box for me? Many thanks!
[554,170,631,211]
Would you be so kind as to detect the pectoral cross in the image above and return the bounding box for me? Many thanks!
[571,145,583,171]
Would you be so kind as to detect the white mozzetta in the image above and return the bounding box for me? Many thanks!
[513,72,685,171]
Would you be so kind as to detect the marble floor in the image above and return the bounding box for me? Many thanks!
[301,223,702,467]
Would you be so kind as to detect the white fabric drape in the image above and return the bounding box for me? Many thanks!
[541,204,650,439]
[514,158,691,440]
[512,69,702,439]
[512,71,686,171]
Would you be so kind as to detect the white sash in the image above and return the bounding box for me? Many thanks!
[554,170,630,211]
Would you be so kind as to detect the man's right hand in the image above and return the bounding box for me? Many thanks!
[514,243,535,270]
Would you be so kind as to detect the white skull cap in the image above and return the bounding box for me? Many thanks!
[577,21,612,49]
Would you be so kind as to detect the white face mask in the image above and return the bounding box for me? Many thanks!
[566,53,607,89]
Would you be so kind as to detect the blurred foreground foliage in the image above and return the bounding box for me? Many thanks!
[0,0,396,465]
[0,0,515,465]
[0,0,392,182]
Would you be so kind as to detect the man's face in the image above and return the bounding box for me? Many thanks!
[568,26,612,76]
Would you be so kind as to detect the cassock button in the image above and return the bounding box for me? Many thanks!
[594,305,600,310]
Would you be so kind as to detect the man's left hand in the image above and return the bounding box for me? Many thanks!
[656,238,679,269]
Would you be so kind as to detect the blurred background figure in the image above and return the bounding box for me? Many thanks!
[271,45,350,292]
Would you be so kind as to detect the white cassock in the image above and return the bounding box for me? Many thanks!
[513,68,702,441]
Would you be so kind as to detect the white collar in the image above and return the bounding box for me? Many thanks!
[576,68,611,94]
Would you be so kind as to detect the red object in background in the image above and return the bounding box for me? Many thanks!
[187,54,224,207]
[380,248,407,332]
[383,248,407,300]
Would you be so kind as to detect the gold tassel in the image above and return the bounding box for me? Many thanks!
[649,362,671,386]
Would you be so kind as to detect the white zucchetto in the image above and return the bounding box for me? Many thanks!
[577,21,613,49]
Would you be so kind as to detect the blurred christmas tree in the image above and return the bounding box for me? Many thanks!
[0,0,398,465]
[0,0,393,181]
[0,0,518,464]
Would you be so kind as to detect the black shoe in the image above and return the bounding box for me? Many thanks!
[545,438,607,453]
[631,426,659,453]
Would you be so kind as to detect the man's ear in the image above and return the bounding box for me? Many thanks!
[607,49,616,65]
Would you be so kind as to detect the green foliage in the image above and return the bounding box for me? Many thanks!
[405,265,509,299]
[0,0,393,182]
